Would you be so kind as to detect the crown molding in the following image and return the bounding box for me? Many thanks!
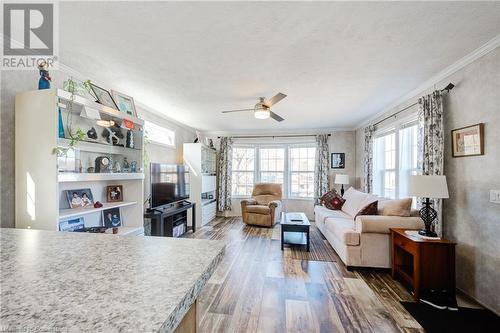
[201,127,356,138]
[56,62,197,134]
[357,34,500,129]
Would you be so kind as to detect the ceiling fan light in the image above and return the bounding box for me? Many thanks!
[254,108,270,119]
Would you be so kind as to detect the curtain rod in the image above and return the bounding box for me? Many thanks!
[372,83,454,127]
[217,134,331,139]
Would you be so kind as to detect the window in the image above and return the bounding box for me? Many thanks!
[259,148,285,186]
[144,121,175,147]
[373,121,418,202]
[231,147,255,196]
[289,147,316,198]
[231,144,316,198]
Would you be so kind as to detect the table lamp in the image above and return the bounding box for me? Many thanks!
[334,174,350,196]
[408,175,449,237]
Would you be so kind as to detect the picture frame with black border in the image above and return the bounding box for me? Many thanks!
[331,153,345,169]
[89,83,119,110]
[102,207,123,228]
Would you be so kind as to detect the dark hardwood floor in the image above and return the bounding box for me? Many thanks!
[184,217,424,333]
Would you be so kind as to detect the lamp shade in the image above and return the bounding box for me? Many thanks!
[408,175,449,199]
[334,174,350,185]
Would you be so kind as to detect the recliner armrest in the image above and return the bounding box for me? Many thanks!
[240,199,258,207]
[268,200,281,209]
[355,215,424,234]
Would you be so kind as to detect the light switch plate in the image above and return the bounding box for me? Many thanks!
[490,190,500,204]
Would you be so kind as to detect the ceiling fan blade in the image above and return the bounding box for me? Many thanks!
[221,108,254,113]
[269,111,285,122]
[264,93,287,107]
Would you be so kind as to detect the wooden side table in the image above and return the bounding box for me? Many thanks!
[390,228,456,300]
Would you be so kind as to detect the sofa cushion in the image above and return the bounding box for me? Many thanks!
[246,205,270,215]
[355,200,378,219]
[320,189,345,210]
[355,215,424,234]
[325,217,360,246]
[314,205,351,226]
[378,198,412,217]
[341,188,378,218]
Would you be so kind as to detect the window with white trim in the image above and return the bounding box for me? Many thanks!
[231,144,316,198]
[259,148,285,187]
[289,147,316,198]
[144,121,175,147]
[373,120,419,203]
[231,147,255,196]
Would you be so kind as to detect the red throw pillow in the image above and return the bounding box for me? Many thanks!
[320,190,345,210]
[355,201,378,219]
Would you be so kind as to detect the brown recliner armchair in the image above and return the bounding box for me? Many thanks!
[241,183,282,227]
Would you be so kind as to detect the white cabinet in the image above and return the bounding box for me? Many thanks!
[183,143,217,227]
[15,89,144,232]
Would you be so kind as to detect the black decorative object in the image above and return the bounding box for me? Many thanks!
[126,130,134,148]
[419,198,438,237]
[95,156,111,173]
[102,124,124,146]
[89,83,119,109]
[87,127,98,140]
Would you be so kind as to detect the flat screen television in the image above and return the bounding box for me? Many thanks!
[150,163,190,208]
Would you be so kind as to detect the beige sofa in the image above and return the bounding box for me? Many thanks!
[314,187,424,268]
[241,183,282,227]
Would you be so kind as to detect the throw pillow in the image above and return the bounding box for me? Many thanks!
[341,187,369,217]
[319,190,344,210]
[378,198,412,217]
[355,200,378,219]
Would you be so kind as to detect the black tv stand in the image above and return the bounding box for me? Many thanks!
[144,201,196,237]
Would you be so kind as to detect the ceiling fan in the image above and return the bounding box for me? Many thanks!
[221,93,287,122]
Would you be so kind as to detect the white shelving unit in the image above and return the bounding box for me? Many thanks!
[183,143,217,227]
[15,89,145,232]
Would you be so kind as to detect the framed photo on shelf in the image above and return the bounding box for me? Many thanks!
[65,189,94,208]
[59,217,85,232]
[451,123,484,157]
[89,83,119,110]
[331,153,345,169]
[111,90,137,117]
[106,185,123,202]
[102,207,122,228]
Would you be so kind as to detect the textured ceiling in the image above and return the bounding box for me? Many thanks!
[59,1,500,132]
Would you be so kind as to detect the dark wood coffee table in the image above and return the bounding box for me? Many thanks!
[280,212,310,251]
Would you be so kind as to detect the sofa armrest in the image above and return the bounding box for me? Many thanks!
[355,215,424,234]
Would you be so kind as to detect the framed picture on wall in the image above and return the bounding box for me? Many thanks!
[451,123,484,157]
[331,153,345,169]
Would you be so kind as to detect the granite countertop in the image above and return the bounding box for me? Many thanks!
[0,228,225,332]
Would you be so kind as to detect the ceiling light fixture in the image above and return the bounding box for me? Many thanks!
[254,108,270,119]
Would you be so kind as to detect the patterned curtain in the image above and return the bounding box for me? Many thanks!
[217,137,233,211]
[417,90,444,236]
[314,134,330,203]
[363,125,375,193]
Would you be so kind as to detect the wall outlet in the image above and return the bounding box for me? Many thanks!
[490,190,500,204]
